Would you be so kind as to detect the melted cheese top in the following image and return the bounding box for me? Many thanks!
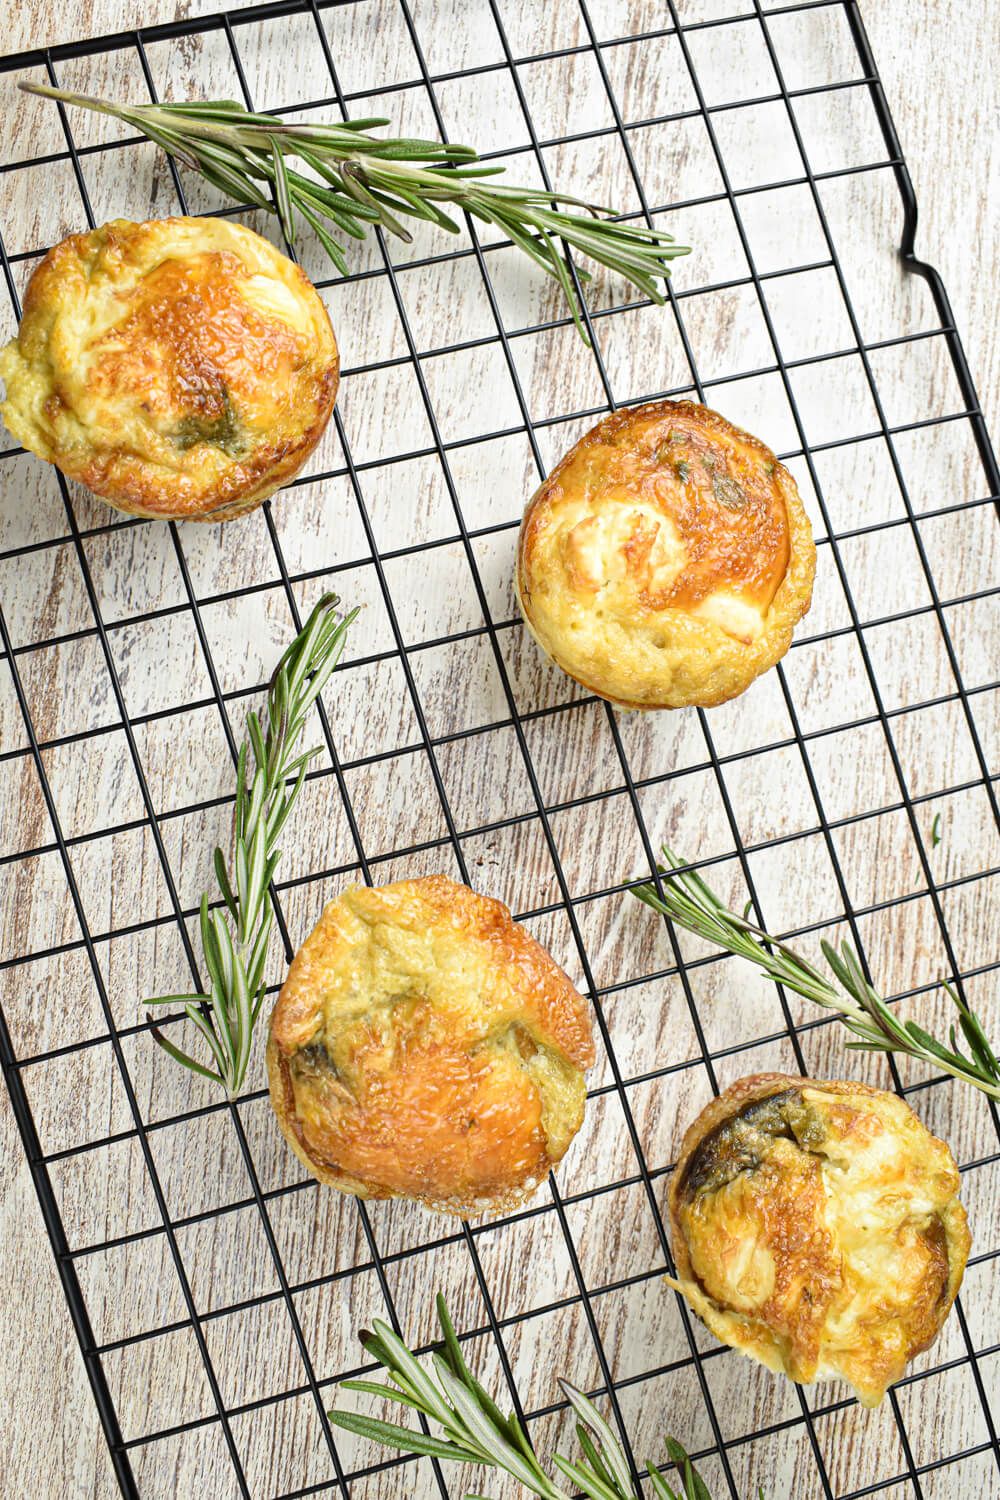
[0,216,338,520]
[516,399,816,709]
[669,1077,970,1406]
[268,876,595,1213]
[523,402,790,644]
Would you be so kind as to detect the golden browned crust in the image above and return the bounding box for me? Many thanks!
[516,400,816,709]
[667,1073,971,1407]
[0,217,339,521]
[267,875,595,1216]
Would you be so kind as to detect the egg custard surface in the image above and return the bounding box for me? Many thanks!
[668,1072,970,1406]
[0,216,338,520]
[516,399,815,707]
[267,876,595,1215]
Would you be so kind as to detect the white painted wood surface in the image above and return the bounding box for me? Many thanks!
[1,3,997,1498]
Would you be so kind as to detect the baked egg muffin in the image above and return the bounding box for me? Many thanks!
[267,876,594,1215]
[0,216,338,521]
[667,1073,970,1406]
[516,400,815,708]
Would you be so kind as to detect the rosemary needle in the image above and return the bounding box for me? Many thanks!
[632,844,1000,1102]
[327,1294,732,1500]
[145,592,357,1098]
[20,83,690,343]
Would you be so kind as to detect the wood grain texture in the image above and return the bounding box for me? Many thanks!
[1,2,998,1498]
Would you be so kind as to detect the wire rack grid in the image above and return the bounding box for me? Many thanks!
[0,1,997,1497]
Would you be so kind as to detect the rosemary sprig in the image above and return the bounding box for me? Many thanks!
[327,1294,733,1500]
[632,845,1000,1101]
[20,83,689,343]
[145,592,357,1097]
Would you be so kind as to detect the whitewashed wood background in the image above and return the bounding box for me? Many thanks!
[1,2,998,1497]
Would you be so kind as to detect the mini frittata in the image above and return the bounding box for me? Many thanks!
[516,399,815,708]
[668,1073,970,1406]
[0,216,338,521]
[267,876,595,1215]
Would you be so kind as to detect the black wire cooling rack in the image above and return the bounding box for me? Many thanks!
[1,1,998,1497]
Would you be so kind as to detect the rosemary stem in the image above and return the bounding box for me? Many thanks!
[329,1297,721,1499]
[19,81,689,341]
[631,846,1000,1102]
[144,594,356,1096]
